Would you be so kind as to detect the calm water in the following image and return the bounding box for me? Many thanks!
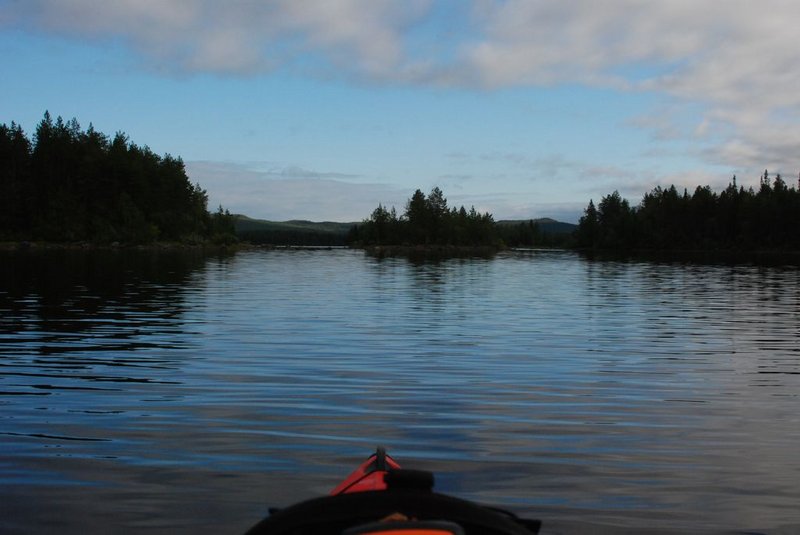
[1,248,799,534]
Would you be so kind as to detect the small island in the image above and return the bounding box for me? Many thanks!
[348,187,567,258]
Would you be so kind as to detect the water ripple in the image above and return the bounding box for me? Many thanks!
[1,249,800,533]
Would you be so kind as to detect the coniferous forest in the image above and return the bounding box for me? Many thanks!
[0,113,235,244]
[576,172,800,251]
[349,187,497,247]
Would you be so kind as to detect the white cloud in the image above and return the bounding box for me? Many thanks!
[185,160,407,222]
[463,1,800,173]
[5,0,433,77]
[5,1,799,184]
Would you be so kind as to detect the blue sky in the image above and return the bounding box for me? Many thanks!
[2,1,799,223]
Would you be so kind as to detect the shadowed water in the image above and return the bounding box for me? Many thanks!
[1,248,799,534]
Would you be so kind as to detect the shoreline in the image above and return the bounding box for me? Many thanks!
[7,241,800,264]
[575,247,800,265]
[0,240,245,252]
[0,241,354,253]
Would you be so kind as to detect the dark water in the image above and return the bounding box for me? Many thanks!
[1,248,799,534]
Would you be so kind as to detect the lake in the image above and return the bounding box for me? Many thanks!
[1,248,799,534]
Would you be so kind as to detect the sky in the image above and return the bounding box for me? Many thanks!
[2,1,800,223]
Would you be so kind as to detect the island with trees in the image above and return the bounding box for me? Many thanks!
[576,172,800,253]
[347,186,572,257]
[0,112,235,246]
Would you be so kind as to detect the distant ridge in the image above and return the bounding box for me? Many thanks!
[233,215,354,246]
[234,215,355,233]
[234,214,576,246]
[236,215,576,234]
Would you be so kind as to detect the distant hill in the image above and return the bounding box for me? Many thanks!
[235,215,356,234]
[234,215,355,246]
[498,218,577,235]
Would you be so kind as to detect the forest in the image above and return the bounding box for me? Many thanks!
[349,187,570,249]
[0,113,235,244]
[576,172,800,251]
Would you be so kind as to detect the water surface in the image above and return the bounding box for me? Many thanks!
[1,248,799,534]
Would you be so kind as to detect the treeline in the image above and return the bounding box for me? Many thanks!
[496,219,573,248]
[0,112,235,244]
[576,171,800,251]
[349,187,568,248]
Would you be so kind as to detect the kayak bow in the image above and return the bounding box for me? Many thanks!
[331,446,402,495]
[245,447,541,535]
